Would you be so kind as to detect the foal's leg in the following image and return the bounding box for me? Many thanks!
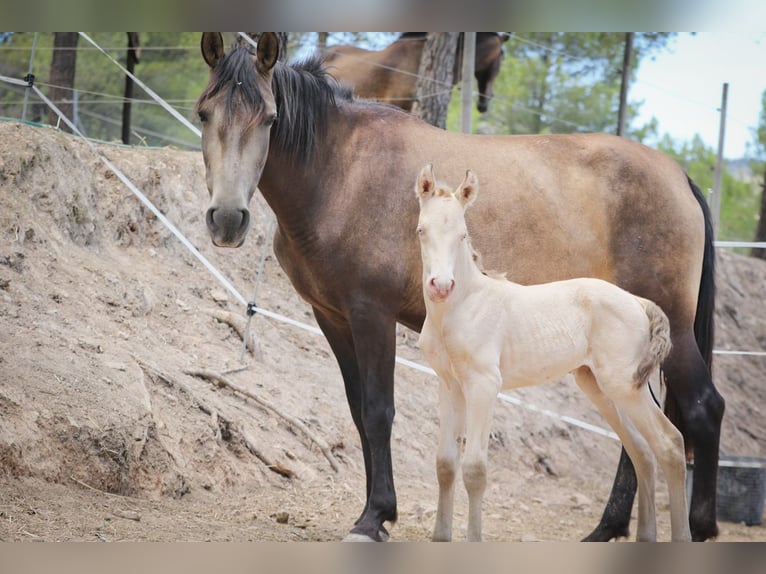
[460,368,500,542]
[432,374,466,542]
[574,367,658,542]
[617,387,691,541]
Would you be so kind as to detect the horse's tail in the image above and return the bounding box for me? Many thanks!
[688,175,716,371]
[635,298,673,387]
[664,176,716,452]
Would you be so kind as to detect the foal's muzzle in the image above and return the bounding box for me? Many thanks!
[206,206,251,247]
[426,277,455,302]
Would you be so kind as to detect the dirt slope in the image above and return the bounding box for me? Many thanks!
[0,121,763,541]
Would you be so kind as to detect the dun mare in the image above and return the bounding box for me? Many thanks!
[322,32,509,113]
[196,33,723,542]
[415,165,690,542]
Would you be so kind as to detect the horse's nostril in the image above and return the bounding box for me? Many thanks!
[206,207,218,232]
[239,208,250,233]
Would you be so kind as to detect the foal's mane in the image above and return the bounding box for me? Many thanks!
[196,45,354,164]
[432,182,507,281]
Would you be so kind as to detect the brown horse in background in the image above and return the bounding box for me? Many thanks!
[322,32,509,113]
[196,33,724,542]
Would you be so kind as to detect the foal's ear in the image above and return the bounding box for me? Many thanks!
[415,163,436,201]
[256,33,280,73]
[456,169,478,208]
[201,32,225,69]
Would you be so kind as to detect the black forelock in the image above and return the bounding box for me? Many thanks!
[196,45,268,126]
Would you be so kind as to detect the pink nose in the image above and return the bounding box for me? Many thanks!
[427,277,455,301]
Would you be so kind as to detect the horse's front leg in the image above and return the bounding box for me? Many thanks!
[329,302,398,542]
[460,367,501,542]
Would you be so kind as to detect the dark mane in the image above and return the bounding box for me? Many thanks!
[197,47,353,165]
[398,32,427,40]
[272,55,352,164]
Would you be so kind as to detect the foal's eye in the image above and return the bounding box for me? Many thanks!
[416,226,425,237]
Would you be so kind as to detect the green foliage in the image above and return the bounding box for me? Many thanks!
[658,134,760,243]
[456,32,673,137]
[0,32,205,148]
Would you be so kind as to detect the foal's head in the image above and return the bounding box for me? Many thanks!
[414,164,478,303]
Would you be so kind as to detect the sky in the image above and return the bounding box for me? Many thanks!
[631,32,766,159]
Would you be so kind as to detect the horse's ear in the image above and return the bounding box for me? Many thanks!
[415,163,436,201]
[256,33,280,73]
[456,169,478,208]
[499,32,511,43]
[201,32,225,69]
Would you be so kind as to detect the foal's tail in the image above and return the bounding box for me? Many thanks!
[635,298,673,387]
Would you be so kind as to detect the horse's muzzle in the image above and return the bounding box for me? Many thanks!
[206,206,250,248]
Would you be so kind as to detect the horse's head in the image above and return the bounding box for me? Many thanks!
[474,32,509,113]
[414,164,478,303]
[197,32,279,247]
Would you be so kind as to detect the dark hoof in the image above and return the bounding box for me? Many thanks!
[581,524,630,542]
[691,522,718,542]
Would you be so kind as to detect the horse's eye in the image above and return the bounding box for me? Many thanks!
[264,113,278,127]
[416,226,424,237]
[198,110,209,124]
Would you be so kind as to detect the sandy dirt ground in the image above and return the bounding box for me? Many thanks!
[0,122,764,542]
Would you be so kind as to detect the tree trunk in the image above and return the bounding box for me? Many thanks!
[532,48,550,134]
[121,32,140,145]
[412,33,459,129]
[48,32,79,131]
[617,32,634,136]
[752,165,766,260]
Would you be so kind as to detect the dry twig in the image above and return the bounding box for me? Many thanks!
[185,368,340,473]
[205,308,262,360]
[132,357,295,479]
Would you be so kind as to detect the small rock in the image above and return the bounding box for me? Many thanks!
[274,511,289,524]
[210,289,228,303]
[570,492,592,508]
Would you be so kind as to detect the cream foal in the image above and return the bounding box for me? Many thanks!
[415,164,691,542]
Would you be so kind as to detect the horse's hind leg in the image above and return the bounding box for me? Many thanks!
[460,368,501,542]
[574,367,658,542]
[432,374,466,542]
[662,331,723,541]
[582,448,636,541]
